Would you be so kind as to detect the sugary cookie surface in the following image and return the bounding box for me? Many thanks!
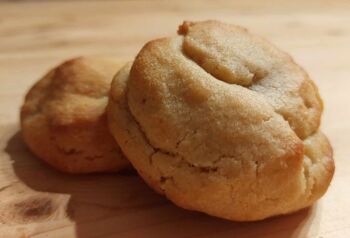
[107,21,334,221]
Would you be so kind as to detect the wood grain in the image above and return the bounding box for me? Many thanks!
[0,0,350,237]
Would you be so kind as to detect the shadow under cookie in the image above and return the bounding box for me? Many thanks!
[1,125,317,237]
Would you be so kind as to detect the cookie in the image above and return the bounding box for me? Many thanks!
[107,21,335,221]
[21,56,129,173]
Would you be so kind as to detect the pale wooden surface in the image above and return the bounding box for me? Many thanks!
[0,0,350,237]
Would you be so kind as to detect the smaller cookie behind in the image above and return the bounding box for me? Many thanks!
[21,56,129,173]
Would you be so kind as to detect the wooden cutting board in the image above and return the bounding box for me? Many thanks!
[1,0,349,237]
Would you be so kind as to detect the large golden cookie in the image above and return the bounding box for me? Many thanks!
[107,21,334,221]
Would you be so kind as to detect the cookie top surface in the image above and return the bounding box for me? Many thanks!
[180,21,323,139]
[23,57,123,126]
[21,56,129,173]
[108,21,334,221]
